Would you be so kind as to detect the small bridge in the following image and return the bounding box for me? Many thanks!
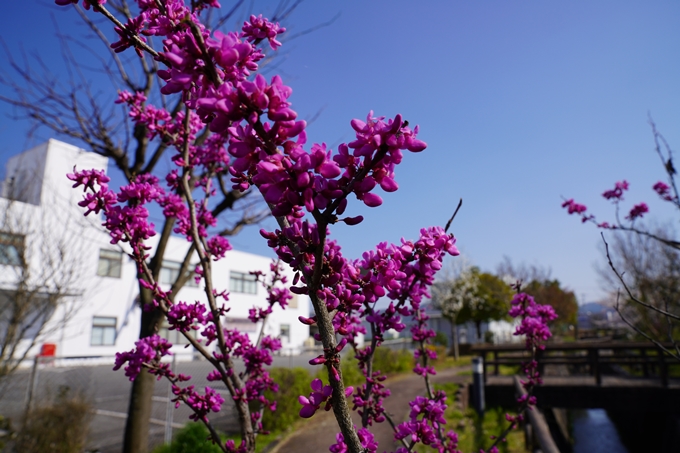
[470,341,680,452]
[471,341,680,410]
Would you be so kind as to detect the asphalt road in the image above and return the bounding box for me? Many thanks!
[0,353,321,452]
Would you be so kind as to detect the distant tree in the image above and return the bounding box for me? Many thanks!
[597,227,680,342]
[496,256,552,284]
[563,123,680,359]
[430,257,471,358]
[523,280,577,330]
[431,277,464,358]
[0,193,89,398]
[453,267,512,342]
[496,257,577,332]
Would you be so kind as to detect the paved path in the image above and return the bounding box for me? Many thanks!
[271,366,471,453]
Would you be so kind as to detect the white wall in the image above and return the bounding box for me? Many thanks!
[0,139,310,364]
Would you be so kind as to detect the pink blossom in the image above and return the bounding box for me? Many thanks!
[561,199,587,215]
[166,302,207,333]
[113,335,172,381]
[207,236,232,260]
[329,427,378,453]
[627,202,649,220]
[653,181,674,201]
[602,180,629,200]
[298,378,333,418]
[241,15,286,50]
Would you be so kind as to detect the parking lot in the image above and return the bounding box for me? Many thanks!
[0,352,319,452]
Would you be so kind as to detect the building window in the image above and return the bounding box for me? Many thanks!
[224,317,258,333]
[0,232,24,266]
[91,317,116,346]
[97,249,122,278]
[280,324,290,343]
[159,261,198,287]
[159,320,197,345]
[229,271,257,294]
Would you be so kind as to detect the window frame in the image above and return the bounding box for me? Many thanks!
[159,260,199,287]
[0,232,24,267]
[90,316,117,346]
[97,249,122,278]
[280,323,291,343]
[229,271,258,294]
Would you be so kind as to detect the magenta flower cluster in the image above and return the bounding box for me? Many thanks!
[508,292,557,409]
[509,293,557,351]
[298,378,353,418]
[55,1,541,451]
[653,181,674,201]
[602,180,629,200]
[113,335,172,381]
[562,179,663,228]
[329,428,379,453]
[393,392,459,452]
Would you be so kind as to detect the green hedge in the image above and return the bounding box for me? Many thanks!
[317,347,415,387]
[152,423,223,453]
[261,367,313,432]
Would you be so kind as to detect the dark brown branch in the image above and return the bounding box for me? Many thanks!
[213,0,246,30]
[444,198,463,233]
[602,233,680,321]
[284,12,341,41]
[614,296,680,361]
[92,3,160,58]
[74,4,139,92]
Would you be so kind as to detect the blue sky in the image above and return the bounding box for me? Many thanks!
[1,0,679,304]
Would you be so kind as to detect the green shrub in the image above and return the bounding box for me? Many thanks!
[15,386,91,453]
[339,355,366,387]
[425,345,449,365]
[261,367,312,432]
[434,331,449,347]
[372,347,413,375]
[315,354,364,388]
[316,347,414,389]
[152,423,223,453]
[414,383,528,453]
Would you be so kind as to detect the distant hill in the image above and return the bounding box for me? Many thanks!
[578,302,617,329]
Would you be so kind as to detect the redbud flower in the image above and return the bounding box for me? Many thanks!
[241,15,286,50]
[602,180,628,200]
[653,181,674,201]
[298,378,333,418]
[626,202,649,220]
[561,199,587,215]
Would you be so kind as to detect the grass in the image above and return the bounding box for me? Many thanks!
[432,352,473,371]
[459,363,522,377]
[414,382,528,453]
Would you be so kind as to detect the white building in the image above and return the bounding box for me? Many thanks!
[0,139,310,363]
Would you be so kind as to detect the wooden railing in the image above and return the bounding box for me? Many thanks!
[471,341,679,386]
[513,376,560,453]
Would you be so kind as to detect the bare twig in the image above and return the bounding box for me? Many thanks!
[614,295,680,361]
[602,233,680,321]
[444,198,463,233]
